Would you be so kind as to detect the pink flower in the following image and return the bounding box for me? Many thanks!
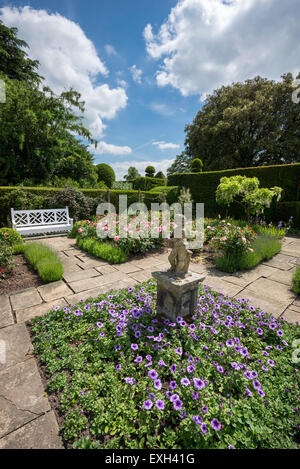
[248,248,254,253]
[220,236,227,241]
[241,237,246,242]
[114,236,119,241]
[78,228,83,234]
[4,232,9,236]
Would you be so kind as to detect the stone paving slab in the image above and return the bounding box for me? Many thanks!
[235,264,278,283]
[37,281,73,302]
[63,267,100,284]
[245,277,296,303]
[95,265,118,275]
[0,358,50,438]
[204,276,244,297]
[10,288,42,311]
[268,268,296,286]
[0,411,63,449]
[129,271,154,283]
[113,263,142,274]
[16,298,68,323]
[0,323,32,371]
[263,253,297,271]
[0,295,14,329]
[69,271,127,293]
[289,304,300,313]
[281,308,300,325]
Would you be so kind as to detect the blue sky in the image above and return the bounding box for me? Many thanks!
[1,0,299,179]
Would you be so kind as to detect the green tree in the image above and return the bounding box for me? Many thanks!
[155,171,166,179]
[0,75,96,184]
[185,74,300,170]
[145,165,155,177]
[96,163,115,188]
[191,158,203,172]
[167,151,191,176]
[123,166,141,181]
[216,175,282,221]
[0,20,41,82]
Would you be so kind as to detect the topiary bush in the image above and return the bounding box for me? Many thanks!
[96,164,116,188]
[191,158,203,172]
[145,166,155,178]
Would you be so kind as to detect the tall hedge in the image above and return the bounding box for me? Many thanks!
[168,163,300,221]
[132,177,166,191]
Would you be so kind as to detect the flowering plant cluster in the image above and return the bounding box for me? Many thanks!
[30,281,299,449]
[77,213,171,255]
[208,220,256,256]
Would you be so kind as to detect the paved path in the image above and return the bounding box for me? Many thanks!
[0,235,299,448]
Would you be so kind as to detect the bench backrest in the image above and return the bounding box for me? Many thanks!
[11,207,70,227]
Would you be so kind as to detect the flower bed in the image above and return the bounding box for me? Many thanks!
[30,281,299,449]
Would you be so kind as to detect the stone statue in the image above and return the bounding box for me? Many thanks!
[167,217,192,276]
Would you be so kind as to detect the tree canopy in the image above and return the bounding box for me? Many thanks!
[123,166,141,181]
[184,74,300,171]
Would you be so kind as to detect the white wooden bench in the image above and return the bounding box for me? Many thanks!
[11,207,73,236]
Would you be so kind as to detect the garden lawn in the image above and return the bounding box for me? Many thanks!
[30,281,300,449]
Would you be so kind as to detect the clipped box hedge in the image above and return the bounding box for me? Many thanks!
[168,163,300,223]
[132,177,166,191]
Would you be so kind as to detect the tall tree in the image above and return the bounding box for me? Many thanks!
[184,74,300,171]
[123,166,141,181]
[167,151,192,176]
[0,20,41,82]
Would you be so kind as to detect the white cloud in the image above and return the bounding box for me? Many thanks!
[144,0,300,98]
[116,78,128,88]
[129,64,143,84]
[150,102,173,116]
[89,142,132,156]
[0,6,127,138]
[104,44,117,56]
[153,141,180,150]
[110,159,174,180]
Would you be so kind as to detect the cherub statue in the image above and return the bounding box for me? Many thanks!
[167,215,192,276]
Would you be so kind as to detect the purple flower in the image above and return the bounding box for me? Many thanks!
[201,423,208,434]
[170,364,177,373]
[143,400,153,410]
[173,399,183,411]
[258,389,265,397]
[192,415,202,425]
[257,328,263,336]
[154,379,162,390]
[187,365,195,373]
[181,378,190,387]
[211,418,221,431]
[192,391,199,400]
[96,322,103,328]
[176,347,182,355]
[170,393,179,403]
[155,399,165,410]
[135,356,143,363]
[131,344,138,351]
[116,364,121,371]
[253,379,261,390]
[158,359,167,367]
[267,359,275,367]
[169,381,177,390]
[217,366,224,374]
[193,378,205,390]
[201,406,208,414]
[148,369,158,380]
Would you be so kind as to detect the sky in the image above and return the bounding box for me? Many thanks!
[0,0,299,179]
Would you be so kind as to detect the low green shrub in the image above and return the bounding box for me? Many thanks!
[252,224,286,239]
[23,242,63,282]
[215,235,282,273]
[0,242,14,269]
[292,266,300,294]
[0,228,23,246]
[77,237,127,264]
[12,243,25,254]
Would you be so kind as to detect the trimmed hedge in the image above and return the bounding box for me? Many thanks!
[276,202,300,227]
[132,177,166,191]
[0,187,163,227]
[168,163,300,224]
[23,242,64,282]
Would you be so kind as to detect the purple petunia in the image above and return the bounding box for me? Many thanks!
[201,423,208,434]
[170,364,177,373]
[131,344,138,351]
[193,378,205,390]
[192,415,202,425]
[155,399,165,410]
[148,369,158,380]
[173,399,183,411]
[169,381,177,390]
[181,378,190,386]
[211,418,221,431]
[154,379,162,390]
[143,400,153,410]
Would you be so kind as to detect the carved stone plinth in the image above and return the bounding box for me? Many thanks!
[152,270,205,321]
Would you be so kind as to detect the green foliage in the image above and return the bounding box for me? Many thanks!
[209,221,256,257]
[167,151,191,176]
[0,242,14,269]
[133,177,166,191]
[77,236,127,264]
[23,242,63,282]
[12,243,25,254]
[168,163,300,223]
[0,20,41,82]
[191,159,203,172]
[292,266,300,294]
[177,187,193,208]
[216,175,282,220]
[145,166,155,178]
[184,74,300,170]
[123,167,141,181]
[0,227,23,246]
[112,181,133,191]
[30,281,300,449]
[96,164,116,188]
[0,75,96,185]
[45,186,99,222]
[155,171,166,179]
[277,202,300,228]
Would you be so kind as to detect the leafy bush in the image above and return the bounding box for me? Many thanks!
[23,242,63,282]
[30,281,300,449]
[0,242,14,270]
[12,243,25,254]
[77,236,127,264]
[209,221,256,257]
[191,158,203,172]
[96,164,115,188]
[145,166,155,177]
[0,227,23,246]
[45,186,99,221]
[292,266,300,294]
[112,181,133,191]
[133,177,166,191]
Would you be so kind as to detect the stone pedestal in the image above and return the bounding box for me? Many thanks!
[152,270,205,321]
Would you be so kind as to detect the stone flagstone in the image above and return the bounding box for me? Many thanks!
[10,288,42,311]
[0,295,14,329]
[37,281,73,302]
[16,298,68,323]
[0,323,32,371]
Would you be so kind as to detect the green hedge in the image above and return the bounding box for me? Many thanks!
[132,177,166,191]
[168,163,300,223]
[276,201,300,227]
[0,186,163,227]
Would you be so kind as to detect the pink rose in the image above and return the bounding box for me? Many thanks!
[78,228,83,233]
